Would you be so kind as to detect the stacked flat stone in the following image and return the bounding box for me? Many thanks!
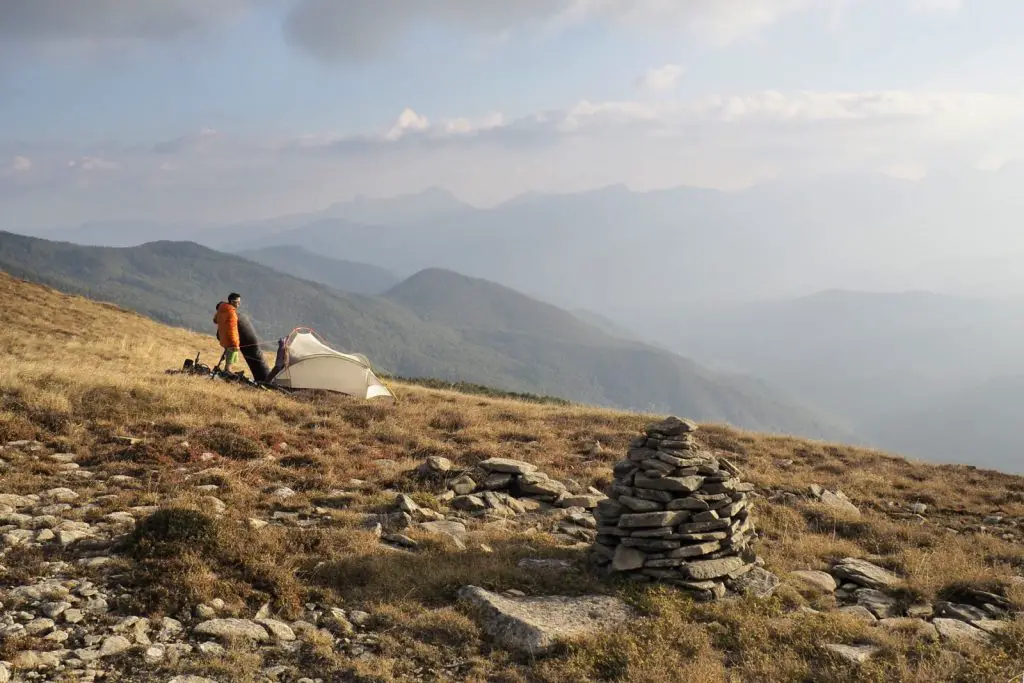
[436,458,605,518]
[589,416,758,600]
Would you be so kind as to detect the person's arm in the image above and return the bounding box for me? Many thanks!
[227,306,241,348]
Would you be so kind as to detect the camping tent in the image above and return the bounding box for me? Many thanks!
[268,328,395,400]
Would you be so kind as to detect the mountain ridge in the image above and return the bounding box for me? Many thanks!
[0,230,850,440]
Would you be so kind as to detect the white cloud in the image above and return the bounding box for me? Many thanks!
[638,64,684,92]
[386,108,430,141]
[10,156,32,172]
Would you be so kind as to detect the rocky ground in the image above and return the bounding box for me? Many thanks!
[2,429,1023,683]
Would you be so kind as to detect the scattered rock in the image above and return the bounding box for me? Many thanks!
[417,456,453,478]
[257,619,296,642]
[456,585,635,656]
[824,644,880,665]
[193,618,270,643]
[933,618,991,644]
[831,558,900,590]
[789,570,838,594]
[479,458,538,475]
[727,567,780,598]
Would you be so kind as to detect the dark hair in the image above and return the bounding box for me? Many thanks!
[228,292,241,302]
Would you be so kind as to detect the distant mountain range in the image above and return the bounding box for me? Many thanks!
[238,245,399,295]
[0,231,850,440]
[32,166,1024,313]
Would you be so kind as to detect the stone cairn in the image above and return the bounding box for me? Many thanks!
[589,416,759,600]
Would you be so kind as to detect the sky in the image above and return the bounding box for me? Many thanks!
[2,0,1024,230]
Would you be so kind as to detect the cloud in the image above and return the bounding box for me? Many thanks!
[386,109,430,141]
[5,88,1022,231]
[10,156,32,172]
[637,64,685,92]
[280,0,829,61]
[0,0,266,56]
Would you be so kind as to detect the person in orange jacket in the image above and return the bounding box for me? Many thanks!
[213,292,242,373]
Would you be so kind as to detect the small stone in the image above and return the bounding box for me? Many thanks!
[824,644,880,665]
[348,610,371,627]
[909,503,928,514]
[727,567,780,598]
[24,618,55,636]
[452,495,487,512]
[144,645,165,664]
[612,545,646,571]
[395,494,420,514]
[558,495,603,509]
[100,635,132,657]
[789,570,838,594]
[855,588,898,619]
[44,487,79,503]
[450,475,477,495]
[819,490,861,516]
[417,456,453,477]
[255,618,295,641]
[195,604,217,619]
[198,641,226,657]
[323,608,354,637]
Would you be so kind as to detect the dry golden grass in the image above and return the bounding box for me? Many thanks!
[2,271,1024,682]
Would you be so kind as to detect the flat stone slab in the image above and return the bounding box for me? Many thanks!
[933,618,991,644]
[684,556,748,581]
[479,458,537,475]
[456,585,635,656]
[192,618,270,643]
[831,558,900,590]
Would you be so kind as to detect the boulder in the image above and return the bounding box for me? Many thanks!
[455,585,635,656]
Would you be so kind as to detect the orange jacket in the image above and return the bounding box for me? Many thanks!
[213,302,240,349]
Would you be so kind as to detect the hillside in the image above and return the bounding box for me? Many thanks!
[238,245,400,295]
[0,272,1022,683]
[0,231,847,439]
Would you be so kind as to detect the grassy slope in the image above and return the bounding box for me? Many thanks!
[1,271,1023,682]
[0,231,843,439]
